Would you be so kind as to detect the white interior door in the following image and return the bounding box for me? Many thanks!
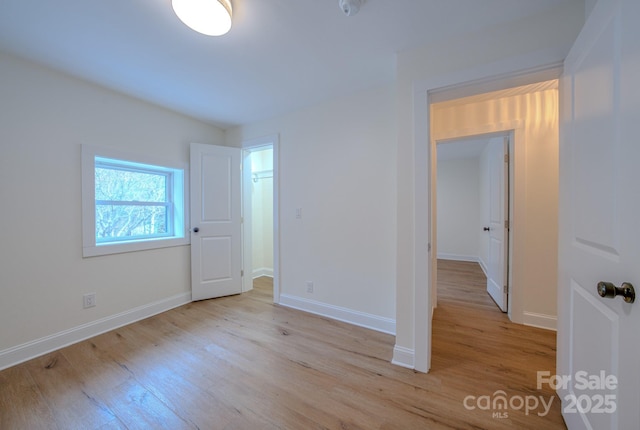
[486,137,508,312]
[190,143,242,301]
[558,0,639,428]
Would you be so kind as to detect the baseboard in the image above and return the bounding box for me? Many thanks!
[437,253,479,263]
[252,268,274,278]
[391,345,415,369]
[478,257,489,278]
[279,294,395,335]
[0,292,191,371]
[522,311,557,331]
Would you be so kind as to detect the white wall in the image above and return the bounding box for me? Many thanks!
[227,84,397,333]
[394,1,585,368]
[436,157,481,261]
[0,52,225,369]
[585,0,598,19]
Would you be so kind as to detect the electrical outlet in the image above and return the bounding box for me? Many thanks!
[306,281,314,293]
[83,293,96,309]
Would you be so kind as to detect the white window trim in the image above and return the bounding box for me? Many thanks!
[81,145,189,257]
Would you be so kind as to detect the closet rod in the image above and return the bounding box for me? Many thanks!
[252,171,273,182]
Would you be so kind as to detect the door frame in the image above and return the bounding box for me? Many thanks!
[411,60,564,372]
[242,134,280,303]
[433,132,513,314]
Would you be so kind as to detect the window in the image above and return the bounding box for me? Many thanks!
[82,145,188,257]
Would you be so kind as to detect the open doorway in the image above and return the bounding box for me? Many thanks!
[435,134,511,314]
[248,147,273,279]
[422,79,559,373]
[242,135,280,303]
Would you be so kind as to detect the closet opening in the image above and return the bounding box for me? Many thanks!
[242,136,280,302]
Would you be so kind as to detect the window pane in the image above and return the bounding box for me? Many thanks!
[95,167,167,202]
[96,204,168,241]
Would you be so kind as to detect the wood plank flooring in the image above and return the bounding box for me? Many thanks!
[0,266,565,429]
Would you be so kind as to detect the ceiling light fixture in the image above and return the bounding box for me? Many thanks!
[172,0,233,36]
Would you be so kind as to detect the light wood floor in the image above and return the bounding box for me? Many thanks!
[1,264,565,429]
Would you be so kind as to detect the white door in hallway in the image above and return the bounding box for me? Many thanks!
[486,137,509,312]
[190,143,242,301]
[558,0,640,428]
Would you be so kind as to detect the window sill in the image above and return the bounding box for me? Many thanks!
[82,236,190,257]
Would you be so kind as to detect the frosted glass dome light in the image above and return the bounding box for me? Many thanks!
[172,0,233,36]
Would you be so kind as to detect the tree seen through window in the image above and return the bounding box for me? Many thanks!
[95,162,172,242]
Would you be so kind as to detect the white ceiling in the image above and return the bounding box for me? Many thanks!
[0,0,582,129]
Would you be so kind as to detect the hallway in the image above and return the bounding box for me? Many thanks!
[431,259,564,428]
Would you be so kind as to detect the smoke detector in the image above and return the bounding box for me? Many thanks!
[339,0,364,16]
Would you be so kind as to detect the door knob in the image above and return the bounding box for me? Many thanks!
[597,281,635,303]
[193,227,199,233]
[483,227,490,231]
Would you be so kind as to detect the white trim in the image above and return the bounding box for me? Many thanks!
[0,292,191,371]
[81,144,190,257]
[413,86,432,373]
[436,253,479,263]
[392,345,415,369]
[522,312,557,331]
[279,294,396,335]
[252,268,274,278]
[241,148,254,294]
[415,50,564,96]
